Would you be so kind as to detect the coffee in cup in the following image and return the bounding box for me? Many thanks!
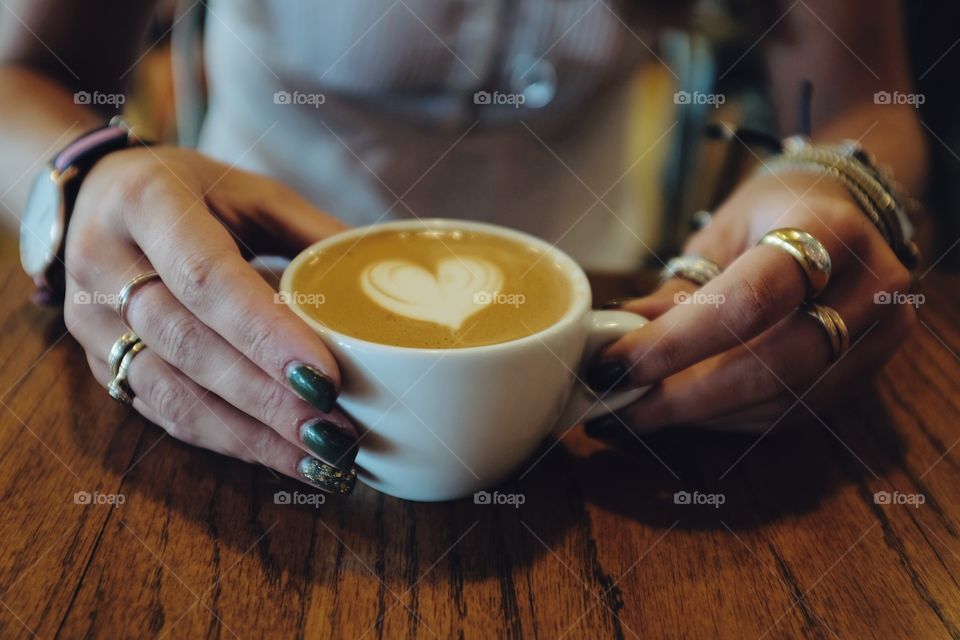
[288,227,573,349]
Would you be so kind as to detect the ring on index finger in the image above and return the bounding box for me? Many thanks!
[757,228,831,298]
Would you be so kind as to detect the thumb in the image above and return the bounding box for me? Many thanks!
[248,179,350,257]
[273,196,349,255]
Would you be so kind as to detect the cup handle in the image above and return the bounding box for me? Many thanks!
[554,310,651,431]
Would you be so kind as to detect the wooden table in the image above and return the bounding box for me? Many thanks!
[1,239,959,639]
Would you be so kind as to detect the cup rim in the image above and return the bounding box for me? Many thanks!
[280,218,592,354]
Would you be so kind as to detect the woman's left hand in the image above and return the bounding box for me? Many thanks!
[587,169,918,435]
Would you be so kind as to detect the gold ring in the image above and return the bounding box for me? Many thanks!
[116,271,161,325]
[800,302,849,361]
[758,228,831,297]
[659,255,722,287]
[108,331,141,377]
[108,341,146,406]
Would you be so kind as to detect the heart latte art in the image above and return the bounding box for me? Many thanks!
[361,258,503,331]
[287,227,573,348]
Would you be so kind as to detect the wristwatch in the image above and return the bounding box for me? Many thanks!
[19,119,147,305]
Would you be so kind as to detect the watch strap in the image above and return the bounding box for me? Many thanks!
[53,123,133,174]
[30,121,149,305]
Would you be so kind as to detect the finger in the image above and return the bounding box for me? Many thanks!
[619,270,870,429]
[696,305,914,433]
[123,277,360,460]
[121,184,341,411]
[244,178,348,255]
[85,350,301,481]
[611,272,915,432]
[70,261,360,473]
[600,210,875,389]
[85,348,356,494]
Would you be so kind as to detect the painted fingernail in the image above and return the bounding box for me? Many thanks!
[297,456,358,495]
[601,297,635,310]
[586,359,632,392]
[301,419,358,471]
[584,414,622,440]
[287,363,337,412]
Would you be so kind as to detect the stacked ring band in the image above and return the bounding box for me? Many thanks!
[107,332,146,406]
[800,302,850,362]
[758,228,832,297]
[116,271,161,325]
[108,331,141,376]
[660,255,722,287]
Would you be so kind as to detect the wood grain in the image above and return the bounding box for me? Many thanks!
[1,242,958,639]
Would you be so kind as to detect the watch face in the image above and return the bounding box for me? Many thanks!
[20,166,65,278]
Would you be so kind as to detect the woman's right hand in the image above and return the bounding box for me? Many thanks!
[63,146,362,494]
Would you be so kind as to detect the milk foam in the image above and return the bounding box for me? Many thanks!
[360,257,503,331]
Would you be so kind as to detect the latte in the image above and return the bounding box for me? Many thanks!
[288,227,573,348]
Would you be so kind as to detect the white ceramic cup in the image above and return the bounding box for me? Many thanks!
[280,219,649,501]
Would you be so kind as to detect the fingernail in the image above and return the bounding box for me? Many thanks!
[584,414,622,440]
[287,363,337,412]
[301,419,358,471]
[586,359,632,392]
[601,297,635,310]
[297,456,358,495]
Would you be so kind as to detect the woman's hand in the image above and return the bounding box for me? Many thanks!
[64,146,361,492]
[587,169,917,435]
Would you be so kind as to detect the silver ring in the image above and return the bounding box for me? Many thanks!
[659,255,722,287]
[116,271,161,325]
